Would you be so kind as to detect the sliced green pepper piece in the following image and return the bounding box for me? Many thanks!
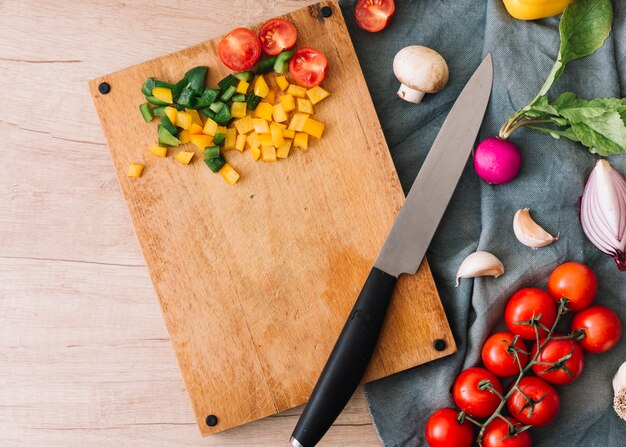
[176,83,196,109]
[256,57,277,74]
[233,71,254,81]
[204,145,221,160]
[141,78,175,96]
[152,105,167,116]
[159,116,179,136]
[209,101,226,113]
[172,78,187,100]
[205,155,226,173]
[145,95,168,106]
[195,88,220,108]
[158,125,181,147]
[273,50,295,74]
[213,133,226,146]
[139,103,154,122]
[217,74,238,92]
[246,92,262,110]
[200,108,216,119]
[220,85,237,102]
[183,66,208,95]
[213,105,232,124]
[231,93,246,102]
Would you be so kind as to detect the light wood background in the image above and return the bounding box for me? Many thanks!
[0,0,381,445]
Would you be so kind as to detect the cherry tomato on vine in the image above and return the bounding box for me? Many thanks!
[482,417,532,447]
[547,261,597,311]
[531,335,585,385]
[507,376,560,426]
[354,0,395,33]
[217,28,261,71]
[505,288,558,340]
[258,18,297,55]
[452,367,503,418]
[288,47,328,88]
[482,332,529,377]
[424,408,474,447]
[571,305,622,353]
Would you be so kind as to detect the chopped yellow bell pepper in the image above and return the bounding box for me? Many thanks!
[254,75,270,98]
[164,106,178,125]
[253,118,270,134]
[149,145,168,157]
[273,122,287,130]
[178,129,192,144]
[190,134,213,150]
[276,140,292,159]
[224,128,237,150]
[176,111,193,130]
[175,151,194,165]
[280,94,296,113]
[255,102,274,121]
[265,87,277,104]
[303,117,324,138]
[203,118,218,136]
[189,123,204,135]
[306,86,331,105]
[502,0,572,20]
[219,163,240,184]
[294,132,308,149]
[287,84,307,98]
[234,115,254,134]
[276,75,289,92]
[288,112,309,131]
[247,132,259,150]
[127,163,144,177]
[261,146,277,162]
[283,129,295,139]
[249,145,261,161]
[235,134,247,152]
[236,79,249,94]
[231,101,247,118]
[296,98,314,114]
[216,125,228,135]
[185,109,203,127]
[273,103,288,123]
[258,133,274,147]
[152,87,173,104]
[270,122,285,147]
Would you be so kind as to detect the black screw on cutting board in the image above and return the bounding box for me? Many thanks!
[320,6,332,18]
[433,339,446,351]
[98,82,111,94]
[205,415,218,427]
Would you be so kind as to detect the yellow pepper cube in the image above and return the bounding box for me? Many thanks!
[236,79,249,94]
[283,129,295,139]
[190,134,214,150]
[287,84,307,98]
[254,75,269,98]
[280,94,296,112]
[234,115,255,134]
[231,101,247,119]
[152,87,173,103]
[164,106,178,125]
[261,146,277,162]
[265,87,277,104]
[270,122,285,147]
[249,145,261,161]
[276,75,289,91]
[224,128,237,150]
[253,118,270,134]
[254,102,274,121]
[178,129,191,144]
[149,145,167,157]
[303,117,324,138]
[273,103,288,123]
[203,118,218,136]
[288,112,310,131]
[273,122,287,130]
[235,134,247,152]
[258,133,274,147]
[276,140,293,159]
[247,132,259,150]
[127,163,144,177]
[306,86,331,105]
[216,125,228,135]
[189,122,204,135]
[176,111,193,130]
[219,163,240,185]
[294,132,308,149]
[175,151,194,165]
[296,98,314,114]
[185,109,203,127]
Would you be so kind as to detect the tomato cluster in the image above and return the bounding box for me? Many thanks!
[425,262,622,447]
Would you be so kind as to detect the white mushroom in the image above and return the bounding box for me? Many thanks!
[393,46,449,104]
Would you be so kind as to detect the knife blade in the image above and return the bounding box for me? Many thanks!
[290,53,493,447]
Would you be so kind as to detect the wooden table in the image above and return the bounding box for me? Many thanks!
[0,1,381,445]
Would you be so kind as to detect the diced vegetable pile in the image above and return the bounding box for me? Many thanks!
[131,17,331,185]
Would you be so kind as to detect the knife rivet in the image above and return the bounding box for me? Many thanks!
[433,339,446,351]
[98,82,111,94]
[205,415,218,426]
[320,6,332,18]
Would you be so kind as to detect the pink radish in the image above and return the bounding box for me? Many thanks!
[473,137,522,184]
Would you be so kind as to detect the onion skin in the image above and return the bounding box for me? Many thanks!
[581,160,626,271]
[474,137,522,184]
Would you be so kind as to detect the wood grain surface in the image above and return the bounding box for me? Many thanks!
[2,0,451,445]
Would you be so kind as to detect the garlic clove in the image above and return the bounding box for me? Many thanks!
[613,361,626,394]
[455,251,505,286]
[513,208,558,248]
[614,361,626,421]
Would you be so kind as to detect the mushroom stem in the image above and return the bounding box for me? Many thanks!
[397,83,426,104]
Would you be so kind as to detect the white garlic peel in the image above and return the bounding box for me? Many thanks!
[613,361,626,421]
[455,251,505,286]
[513,208,558,248]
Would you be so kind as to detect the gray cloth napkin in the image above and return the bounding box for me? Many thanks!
[339,0,626,445]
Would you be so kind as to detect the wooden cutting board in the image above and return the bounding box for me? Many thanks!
[89,0,455,436]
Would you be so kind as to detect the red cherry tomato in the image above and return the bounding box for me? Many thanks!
[452,367,503,418]
[289,47,328,88]
[258,18,297,56]
[217,28,261,72]
[571,305,622,353]
[482,417,532,447]
[424,408,474,447]
[505,288,558,340]
[547,261,597,311]
[482,332,529,377]
[354,0,395,32]
[531,336,585,385]
[507,376,560,426]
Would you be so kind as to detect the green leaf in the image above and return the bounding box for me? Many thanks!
[571,112,626,156]
[526,95,559,118]
[527,125,579,142]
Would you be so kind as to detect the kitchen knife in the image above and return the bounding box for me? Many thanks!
[290,53,493,447]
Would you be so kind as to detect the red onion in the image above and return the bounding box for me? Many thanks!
[581,160,626,271]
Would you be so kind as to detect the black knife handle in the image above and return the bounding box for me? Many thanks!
[290,267,397,447]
